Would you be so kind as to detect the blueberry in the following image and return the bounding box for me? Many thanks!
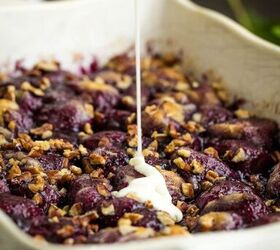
[251,213,280,227]
[198,105,233,127]
[133,207,163,231]
[28,216,88,244]
[40,185,62,211]
[0,193,43,231]
[111,165,143,191]
[68,175,111,211]
[208,118,278,149]
[19,91,42,114]
[36,153,65,171]
[5,109,34,133]
[196,180,256,209]
[207,139,274,174]
[93,109,131,131]
[197,180,268,225]
[0,179,9,193]
[187,83,221,106]
[87,228,122,244]
[172,148,237,194]
[88,147,129,176]
[97,197,140,227]
[37,100,92,132]
[82,131,127,150]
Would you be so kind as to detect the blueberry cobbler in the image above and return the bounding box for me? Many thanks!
[0,53,279,245]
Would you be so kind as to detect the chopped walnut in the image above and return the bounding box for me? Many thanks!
[48,204,67,218]
[63,149,80,159]
[198,212,232,232]
[165,139,186,154]
[33,235,47,242]
[177,149,191,158]
[128,136,138,148]
[89,153,106,165]
[5,85,16,102]
[117,75,132,89]
[69,165,82,175]
[123,213,144,224]
[235,109,250,119]
[101,204,115,216]
[122,96,135,106]
[127,113,136,124]
[192,113,202,123]
[231,148,247,163]
[161,225,189,236]
[272,151,280,163]
[8,120,16,132]
[79,79,119,94]
[271,206,280,212]
[78,144,88,156]
[0,99,18,124]
[69,203,83,216]
[144,200,154,209]
[56,225,75,238]
[173,157,190,172]
[35,61,59,72]
[118,218,136,235]
[84,103,94,118]
[49,139,74,150]
[40,77,51,90]
[96,183,110,197]
[90,168,104,178]
[151,131,168,140]
[64,238,74,245]
[190,159,205,174]
[84,123,93,135]
[175,81,189,91]
[181,183,194,198]
[26,164,43,175]
[8,163,22,180]
[186,204,199,216]
[159,97,186,124]
[134,227,155,238]
[265,199,275,207]
[33,141,51,151]
[205,170,220,183]
[28,175,45,193]
[21,81,45,96]
[127,148,136,157]
[211,123,243,137]
[0,134,8,146]
[184,121,205,133]
[31,123,53,136]
[143,140,159,158]
[167,125,179,140]
[13,171,33,183]
[157,211,175,226]
[204,147,220,159]
[32,193,43,205]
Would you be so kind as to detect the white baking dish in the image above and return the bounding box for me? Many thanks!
[0,0,280,249]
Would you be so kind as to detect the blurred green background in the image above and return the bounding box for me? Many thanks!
[192,0,280,46]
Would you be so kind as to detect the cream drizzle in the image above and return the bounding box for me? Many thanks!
[114,0,182,222]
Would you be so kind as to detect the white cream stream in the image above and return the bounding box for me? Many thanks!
[114,0,182,222]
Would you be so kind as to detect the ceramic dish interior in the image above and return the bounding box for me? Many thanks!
[0,0,280,250]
